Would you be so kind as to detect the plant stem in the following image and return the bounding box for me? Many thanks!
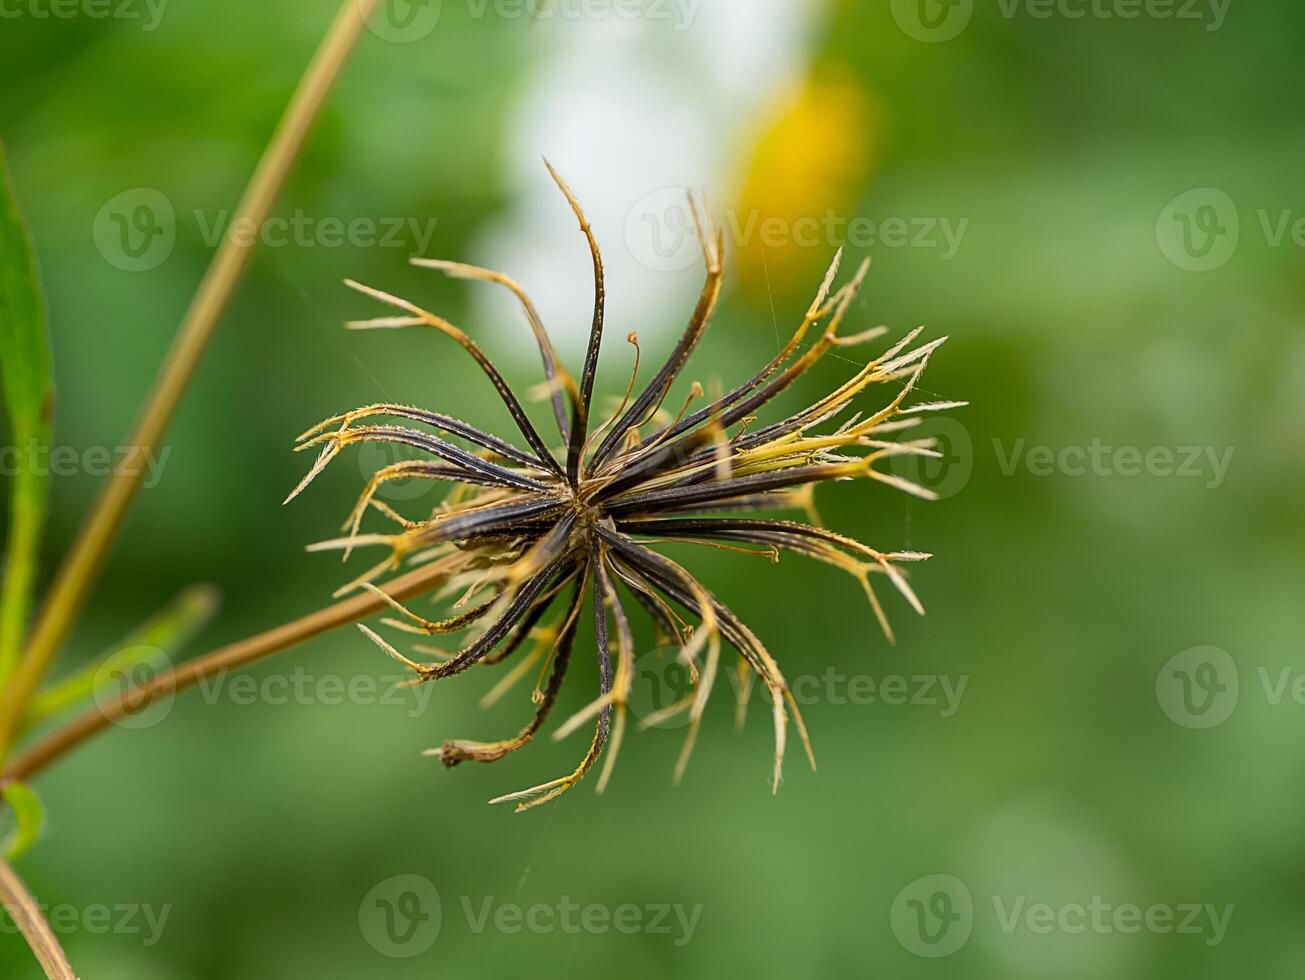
[0,857,76,979]
[0,0,381,764]
[2,560,447,786]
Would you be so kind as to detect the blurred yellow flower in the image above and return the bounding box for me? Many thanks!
[734,68,876,301]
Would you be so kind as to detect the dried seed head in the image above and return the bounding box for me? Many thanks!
[287,170,965,811]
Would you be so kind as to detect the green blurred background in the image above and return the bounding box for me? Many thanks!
[3,0,1304,976]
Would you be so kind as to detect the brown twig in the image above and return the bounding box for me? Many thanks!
[0,0,382,764]
[3,559,446,786]
[0,857,76,979]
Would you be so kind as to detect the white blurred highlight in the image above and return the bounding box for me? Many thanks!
[468,0,829,358]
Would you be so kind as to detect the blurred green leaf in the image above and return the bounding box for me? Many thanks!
[0,142,53,687]
[0,782,43,862]
[23,584,220,729]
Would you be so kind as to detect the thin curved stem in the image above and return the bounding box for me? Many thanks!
[0,0,381,765]
[0,857,76,979]
[2,559,446,786]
